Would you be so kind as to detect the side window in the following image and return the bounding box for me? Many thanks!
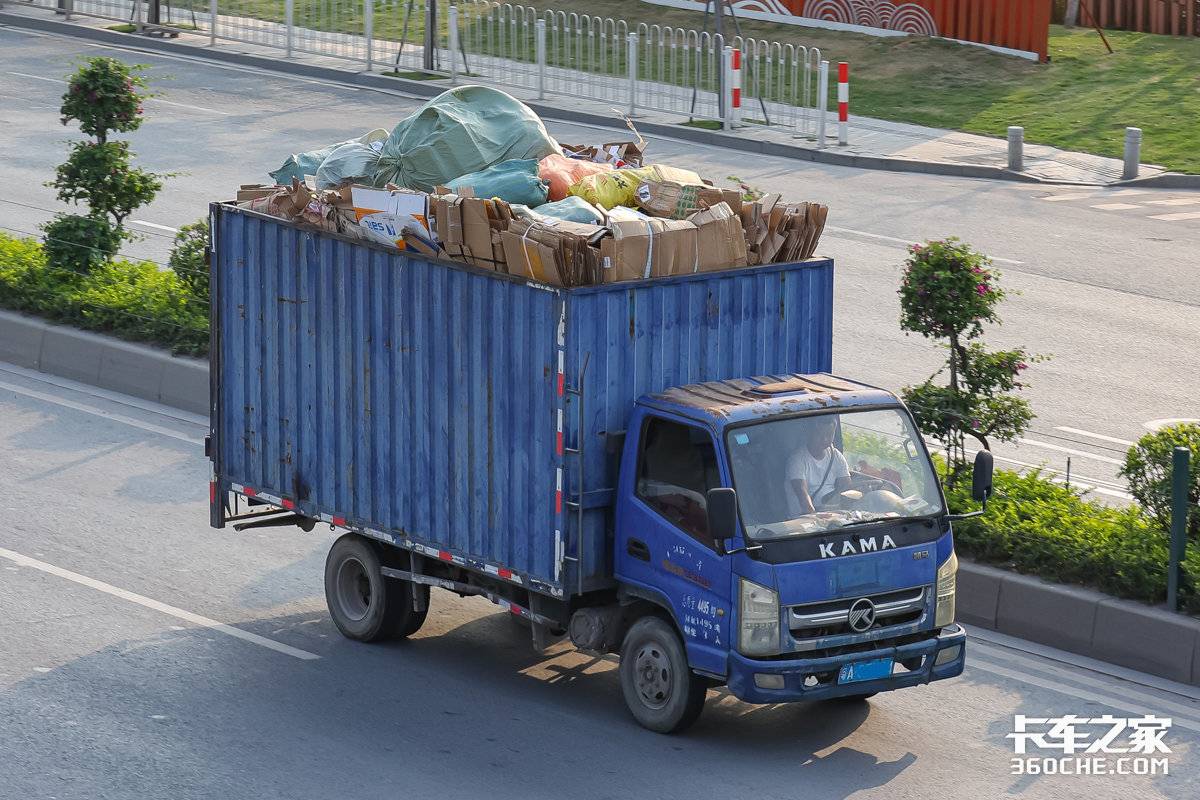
[636,417,720,544]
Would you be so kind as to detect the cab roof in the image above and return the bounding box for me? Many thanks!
[639,374,902,430]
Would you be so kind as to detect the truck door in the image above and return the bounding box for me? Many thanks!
[617,414,732,675]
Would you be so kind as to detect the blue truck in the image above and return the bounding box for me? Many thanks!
[207,202,991,732]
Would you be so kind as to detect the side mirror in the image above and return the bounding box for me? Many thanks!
[706,487,739,545]
[971,450,994,504]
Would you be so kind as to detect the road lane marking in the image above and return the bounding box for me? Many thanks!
[1017,438,1124,466]
[1143,197,1200,206]
[969,654,1200,726]
[7,71,228,115]
[1040,193,1098,202]
[0,379,203,446]
[1089,203,1142,211]
[967,657,1200,733]
[823,225,1024,265]
[0,547,320,661]
[1054,426,1136,447]
[1150,211,1200,221]
[1106,189,1151,197]
[1145,418,1200,431]
[130,220,181,234]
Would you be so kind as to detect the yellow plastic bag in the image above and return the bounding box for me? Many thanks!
[568,165,702,209]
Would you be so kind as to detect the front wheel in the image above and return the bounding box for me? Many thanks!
[619,616,707,733]
[324,534,429,642]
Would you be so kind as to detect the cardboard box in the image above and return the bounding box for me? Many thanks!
[598,218,698,283]
[686,202,748,273]
[236,184,280,202]
[635,180,743,220]
[503,218,607,287]
[561,139,646,168]
[431,193,511,271]
[351,186,432,251]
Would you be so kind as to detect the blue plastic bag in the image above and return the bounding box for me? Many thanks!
[270,129,387,185]
[527,196,604,224]
[447,159,549,206]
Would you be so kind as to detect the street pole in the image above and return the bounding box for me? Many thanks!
[1167,446,1191,613]
[424,0,438,72]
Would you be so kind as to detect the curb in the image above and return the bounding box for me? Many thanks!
[0,309,209,416]
[1115,172,1200,190]
[5,304,1198,687]
[959,560,1200,687]
[0,11,1125,187]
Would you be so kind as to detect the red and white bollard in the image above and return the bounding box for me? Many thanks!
[723,46,742,130]
[837,61,849,146]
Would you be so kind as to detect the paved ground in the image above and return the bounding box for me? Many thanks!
[1,362,1199,800]
[3,24,1198,499]
[1,3,1166,184]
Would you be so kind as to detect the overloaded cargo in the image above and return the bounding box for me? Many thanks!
[241,86,828,287]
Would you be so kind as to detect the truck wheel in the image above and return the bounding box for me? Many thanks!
[324,534,428,642]
[619,616,707,733]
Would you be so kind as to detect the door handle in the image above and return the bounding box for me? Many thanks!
[626,538,651,562]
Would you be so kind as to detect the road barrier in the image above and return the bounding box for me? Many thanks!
[1007,126,1024,172]
[836,61,848,147]
[1123,126,1142,180]
[12,0,836,140]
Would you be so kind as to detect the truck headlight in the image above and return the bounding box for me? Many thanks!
[739,578,780,657]
[934,551,958,628]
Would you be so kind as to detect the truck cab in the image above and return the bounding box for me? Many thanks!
[605,374,982,731]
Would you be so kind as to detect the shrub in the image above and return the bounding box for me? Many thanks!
[169,219,210,302]
[0,232,207,356]
[945,464,1200,615]
[60,56,148,144]
[1121,424,1200,541]
[39,214,125,278]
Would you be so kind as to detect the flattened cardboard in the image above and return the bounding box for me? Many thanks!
[599,218,698,282]
[686,202,748,273]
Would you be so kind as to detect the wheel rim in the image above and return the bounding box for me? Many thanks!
[334,556,373,622]
[633,642,673,710]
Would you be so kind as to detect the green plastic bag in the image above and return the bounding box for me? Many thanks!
[269,129,387,185]
[447,159,549,206]
[373,86,560,192]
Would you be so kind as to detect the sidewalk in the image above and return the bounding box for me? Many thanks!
[1,3,1171,186]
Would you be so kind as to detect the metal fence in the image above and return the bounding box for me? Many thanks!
[18,0,828,137]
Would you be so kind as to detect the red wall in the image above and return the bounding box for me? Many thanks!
[770,0,1052,60]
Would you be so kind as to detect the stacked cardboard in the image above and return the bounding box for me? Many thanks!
[235,126,829,288]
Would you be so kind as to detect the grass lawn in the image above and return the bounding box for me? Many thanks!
[200,0,1200,172]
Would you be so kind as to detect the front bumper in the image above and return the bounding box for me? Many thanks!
[725,624,966,704]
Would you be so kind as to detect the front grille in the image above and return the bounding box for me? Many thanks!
[789,586,928,639]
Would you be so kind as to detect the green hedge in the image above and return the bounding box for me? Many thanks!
[0,233,207,356]
[946,467,1200,615]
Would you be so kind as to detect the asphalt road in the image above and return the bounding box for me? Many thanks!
[4,26,1197,499]
[1,362,1199,799]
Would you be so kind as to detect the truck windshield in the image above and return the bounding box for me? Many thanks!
[725,408,944,540]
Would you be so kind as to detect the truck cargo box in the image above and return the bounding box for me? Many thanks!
[209,204,833,600]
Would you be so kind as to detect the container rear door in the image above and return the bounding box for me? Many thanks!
[213,208,564,592]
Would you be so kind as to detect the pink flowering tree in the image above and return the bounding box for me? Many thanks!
[898,238,1041,481]
[43,57,164,275]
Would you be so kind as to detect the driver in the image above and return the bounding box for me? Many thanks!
[786,415,851,516]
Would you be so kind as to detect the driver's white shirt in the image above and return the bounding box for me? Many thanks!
[785,446,850,516]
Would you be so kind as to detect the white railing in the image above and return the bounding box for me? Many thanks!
[17,0,830,139]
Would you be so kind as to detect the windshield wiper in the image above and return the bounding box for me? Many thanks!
[837,513,937,531]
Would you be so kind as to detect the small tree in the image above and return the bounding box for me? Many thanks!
[168,219,210,302]
[1120,423,1200,541]
[43,57,164,276]
[898,238,1042,482]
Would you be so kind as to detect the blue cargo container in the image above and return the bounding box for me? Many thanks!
[209,204,833,597]
[209,202,979,734]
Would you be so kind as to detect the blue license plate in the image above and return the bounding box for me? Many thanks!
[838,657,893,684]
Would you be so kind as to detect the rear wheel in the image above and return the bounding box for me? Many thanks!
[324,534,428,642]
[619,616,707,733]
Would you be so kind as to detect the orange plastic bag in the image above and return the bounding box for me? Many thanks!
[538,154,613,202]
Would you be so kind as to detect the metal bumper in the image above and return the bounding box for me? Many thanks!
[724,624,967,704]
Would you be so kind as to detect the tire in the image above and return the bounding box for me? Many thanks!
[324,534,429,642]
[619,616,707,733]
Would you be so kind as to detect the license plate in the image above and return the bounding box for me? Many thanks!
[838,657,893,684]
